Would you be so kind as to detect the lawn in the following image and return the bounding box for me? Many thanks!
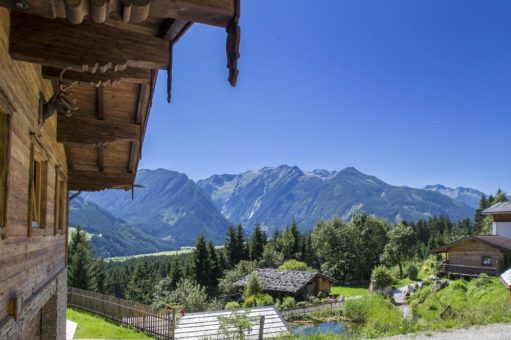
[330,284,369,297]
[67,308,154,339]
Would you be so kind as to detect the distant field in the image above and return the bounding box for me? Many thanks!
[105,249,193,261]
[105,246,224,262]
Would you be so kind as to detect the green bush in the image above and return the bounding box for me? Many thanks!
[406,264,419,280]
[243,293,274,308]
[344,294,405,336]
[371,265,395,290]
[243,272,264,298]
[296,301,307,307]
[153,278,208,312]
[225,301,240,310]
[344,298,369,322]
[280,296,296,310]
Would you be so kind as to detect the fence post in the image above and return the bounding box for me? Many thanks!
[258,315,265,340]
[171,308,176,340]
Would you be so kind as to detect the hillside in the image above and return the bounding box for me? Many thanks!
[69,196,166,257]
[80,169,231,247]
[198,165,475,231]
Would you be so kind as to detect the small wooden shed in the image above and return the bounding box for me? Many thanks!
[234,268,334,299]
[432,235,511,277]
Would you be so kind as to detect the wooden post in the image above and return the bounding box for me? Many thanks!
[171,308,176,340]
[258,315,265,340]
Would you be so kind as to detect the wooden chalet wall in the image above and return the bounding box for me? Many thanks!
[447,240,505,272]
[0,8,67,339]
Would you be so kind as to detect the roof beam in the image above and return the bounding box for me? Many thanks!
[42,66,152,86]
[10,12,169,72]
[97,145,105,172]
[149,0,235,27]
[96,87,104,120]
[159,18,192,43]
[68,169,132,191]
[135,84,149,124]
[0,0,235,27]
[128,141,139,174]
[57,115,140,145]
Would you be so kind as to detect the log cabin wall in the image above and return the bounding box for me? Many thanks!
[447,240,505,271]
[0,8,67,339]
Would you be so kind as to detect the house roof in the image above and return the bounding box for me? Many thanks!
[2,1,240,191]
[483,202,511,215]
[234,268,334,294]
[432,235,511,254]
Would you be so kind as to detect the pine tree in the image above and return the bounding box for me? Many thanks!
[207,241,221,290]
[225,225,239,267]
[249,224,267,260]
[67,226,94,290]
[90,258,107,293]
[126,262,154,304]
[236,225,248,261]
[193,234,211,288]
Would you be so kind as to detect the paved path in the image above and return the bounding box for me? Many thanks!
[381,323,511,339]
[66,320,77,340]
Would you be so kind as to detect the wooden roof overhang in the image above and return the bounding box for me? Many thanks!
[1,0,240,191]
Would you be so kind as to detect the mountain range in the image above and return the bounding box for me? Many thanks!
[71,166,480,257]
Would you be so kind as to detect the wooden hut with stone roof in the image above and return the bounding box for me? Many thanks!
[234,268,334,299]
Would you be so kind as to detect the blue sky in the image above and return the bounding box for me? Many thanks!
[140,0,511,194]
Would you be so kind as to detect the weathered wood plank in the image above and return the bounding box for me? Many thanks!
[135,84,149,124]
[68,169,132,190]
[96,87,104,120]
[10,12,169,72]
[42,66,152,86]
[97,145,105,172]
[57,114,141,145]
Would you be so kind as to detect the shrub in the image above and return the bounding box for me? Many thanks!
[473,273,492,288]
[296,301,307,307]
[344,295,406,336]
[344,298,370,322]
[406,264,419,280]
[243,272,264,298]
[153,278,208,312]
[225,301,241,310]
[280,296,296,310]
[371,265,395,290]
[243,294,274,308]
[278,259,314,271]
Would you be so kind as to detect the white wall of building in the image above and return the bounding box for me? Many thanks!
[493,221,511,238]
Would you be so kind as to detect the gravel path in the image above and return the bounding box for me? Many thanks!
[381,323,511,339]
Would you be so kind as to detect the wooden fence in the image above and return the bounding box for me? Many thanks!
[280,301,344,320]
[68,287,176,339]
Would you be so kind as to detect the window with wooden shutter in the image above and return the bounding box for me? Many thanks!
[28,136,48,236]
[54,169,67,235]
[0,113,10,236]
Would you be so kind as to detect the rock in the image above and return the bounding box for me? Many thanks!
[435,280,449,292]
[440,304,452,319]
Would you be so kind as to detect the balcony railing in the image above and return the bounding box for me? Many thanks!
[442,263,497,277]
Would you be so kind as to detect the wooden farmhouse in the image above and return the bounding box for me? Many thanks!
[432,235,511,277]
[482,201,511,239]
[234,269,334,299]
[0,1,240,338]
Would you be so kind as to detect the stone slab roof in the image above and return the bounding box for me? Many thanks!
[234,268,333,294]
